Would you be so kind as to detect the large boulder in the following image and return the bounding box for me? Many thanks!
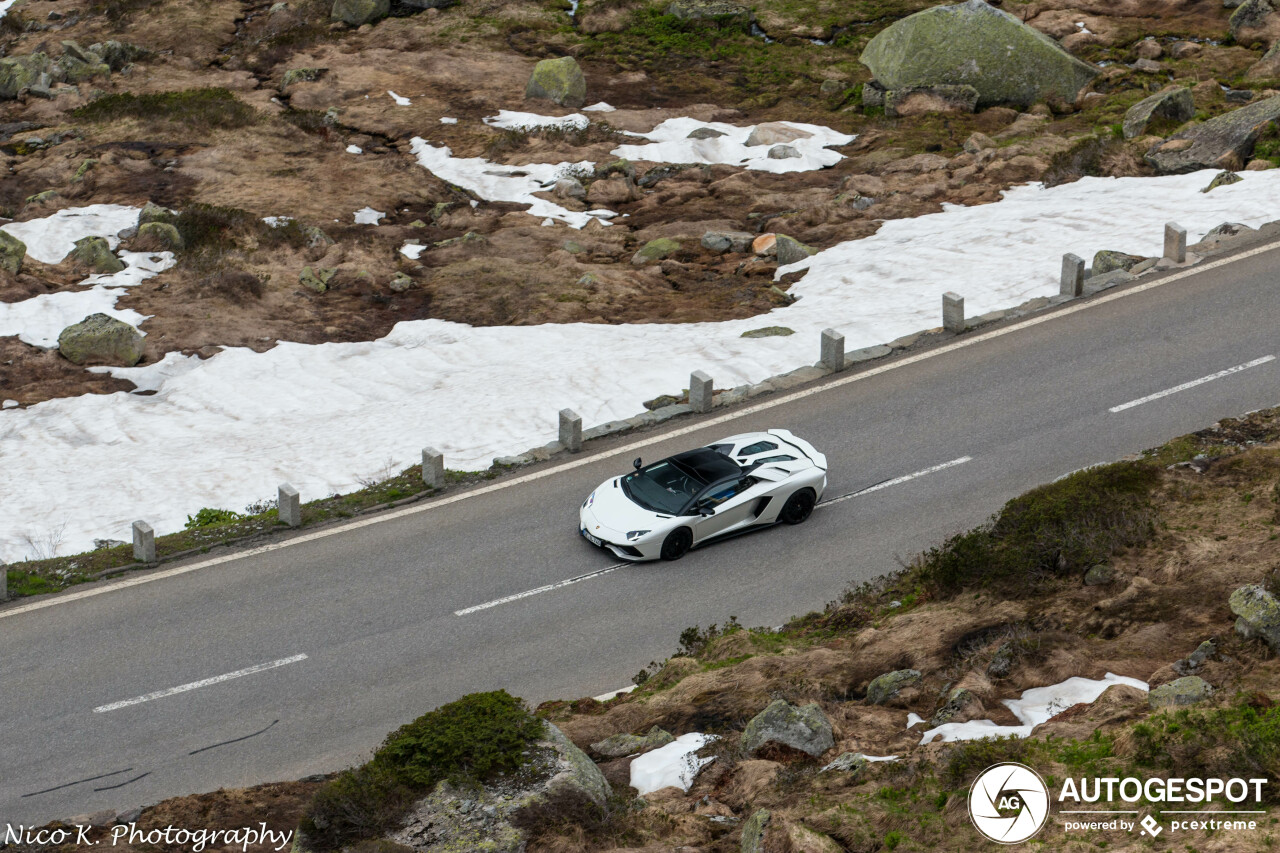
[387,721,609,852]
[741,809,770,853]
[1230,584,1280,651]
[1230,0,1280,47]
[1122,87,1194,139]
[57,314,145,366]
[0,53,51,100]
[70,236,125,274]
[525,56,587,109]
[91,40,150,72]
[745,122,812,147]
[0,230,26,274]
[741,699,835,757]
[775,234,816,265]
[57,41,110,83]
[1146,96,1280,173]
[859,0,1098,109]
[330,0,389,25]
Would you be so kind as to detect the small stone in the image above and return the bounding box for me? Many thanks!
[591,726,676,758]
[631,237,681,265]
[687,127,727,139]
[1084,563,1120,585]
[701,230,754,253]
[820,752,869,774]
[133,221,184,252]
[987,642,1015,679]
[1202,170,1243,192]
[388,272,412,292]
[1229,584,1280,651]
[741,326,794,338]
[774,234,815,265]
[70,236,125,274]
[554,177,586,199]
[299,266,336,293]
[767,144,801,159]
[751,233,777,257]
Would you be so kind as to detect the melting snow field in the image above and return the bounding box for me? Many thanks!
[918,673,1149,744]
[630,733,718,794]
[611,117,855,173]
[4,165,1280,558]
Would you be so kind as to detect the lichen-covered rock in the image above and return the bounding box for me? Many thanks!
[741,809,770,853]
[702,230,755,253]
[0,230,26,274]
[775,234,816,265]
[56,42,110,83]
[541,721,611,806]
[299,266,337,293]
[591,726,676,758]
[741,699,835,757]
[1122,87,1194,139]
[1146,96,1280,173]
[1148,676,1213,708]
[1202,171,1244,192]
[553,177,586,199]
[134,222,184,252]
[388,272,413,292]
[631,238,681,265]
[137,202,176,226]
[688,126,727,139]
[0,53,50,99]
[1174,639,1218,675]
[330,0,389,25]
[964,131,996,153]
[866,668,921,705]
[987,642,1015,678]
[1230,584,1280,651]
[1247,40,1280,79]
[525,56,587,109]
[57,314,144,366]
[741,326,795,338]
[767,144,800,159]
[1090,253,1144,278]
[930,687,981,726]
[860,0,1098,108]
[1230,0,1280,46]
[91,40,150,72]
[665,0,750,24]
[70,236,125,274]
[1085,560,1126,581]
[885,84,979,117]
[281,67,324,89]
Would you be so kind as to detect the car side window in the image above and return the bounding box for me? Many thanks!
[700,483,739,508]
[739,440,778,456]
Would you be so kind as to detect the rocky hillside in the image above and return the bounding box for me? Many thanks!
[3,0,1280,407]
[22,406,1280,852]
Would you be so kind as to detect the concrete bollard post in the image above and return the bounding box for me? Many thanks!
[0,561,7,602]
[942,292,965,333]
[689,370,713,414]
[560,408,583,453]
[1165,222,1187,263]
[279,483,301,527]
[1060,253,1085,297]
[422,447,445,490]
[132,520,155,563]
[820,328,845,372]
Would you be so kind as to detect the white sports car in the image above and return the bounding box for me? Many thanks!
[579,429,828,561]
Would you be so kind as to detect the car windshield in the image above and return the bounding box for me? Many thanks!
[621,461,703,514]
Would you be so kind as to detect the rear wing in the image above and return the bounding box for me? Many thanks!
[768,428,828,470]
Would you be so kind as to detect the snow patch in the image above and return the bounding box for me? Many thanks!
[609,117,855,174]
[440,117,458,124]
[630,733,718,794]
[1,204,141,264]
[483,110,589,131]
[399,242,426,259]
[582,102,616,112]
[354,207,385,225]
[346,145,363,155]
[388,90,411,106]
[919,673,1148,744]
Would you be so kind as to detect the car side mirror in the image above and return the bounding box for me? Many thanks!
[698,505,715,517]
[633,457,642,470]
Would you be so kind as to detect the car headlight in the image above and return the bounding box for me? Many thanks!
[583,491,595,509]
[626,530,651,540]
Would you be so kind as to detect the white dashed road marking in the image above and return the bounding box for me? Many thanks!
[820,457,973,507]
[1109,356,1275,413]
[454,564,627,616]
[93,654,308,713]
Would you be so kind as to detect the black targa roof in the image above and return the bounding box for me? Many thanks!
[668,448,742,484]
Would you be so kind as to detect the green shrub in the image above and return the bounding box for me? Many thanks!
[376,690,545,789]
[916,461,1159,593]
[72,88,258,130]
[941,737,1029,789]
[184,507,242,529]
[299,763,416,851]
[1130,702,1280,799]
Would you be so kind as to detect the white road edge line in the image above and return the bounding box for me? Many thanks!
[1109,355,1276,413]
[821,457,973,507]
[454,564,627,616]
[92,654,308,713]
[7,241,1279,621]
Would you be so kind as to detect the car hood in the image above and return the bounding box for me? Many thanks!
[584,477,669,533]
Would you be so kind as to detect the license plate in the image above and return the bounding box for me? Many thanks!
[582,529,603,547]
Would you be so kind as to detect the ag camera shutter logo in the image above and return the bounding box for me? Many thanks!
[969,762,1051,844]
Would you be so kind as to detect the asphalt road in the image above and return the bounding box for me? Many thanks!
[4,243,1280,824]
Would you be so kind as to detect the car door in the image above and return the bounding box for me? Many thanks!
[690,476,765,543]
